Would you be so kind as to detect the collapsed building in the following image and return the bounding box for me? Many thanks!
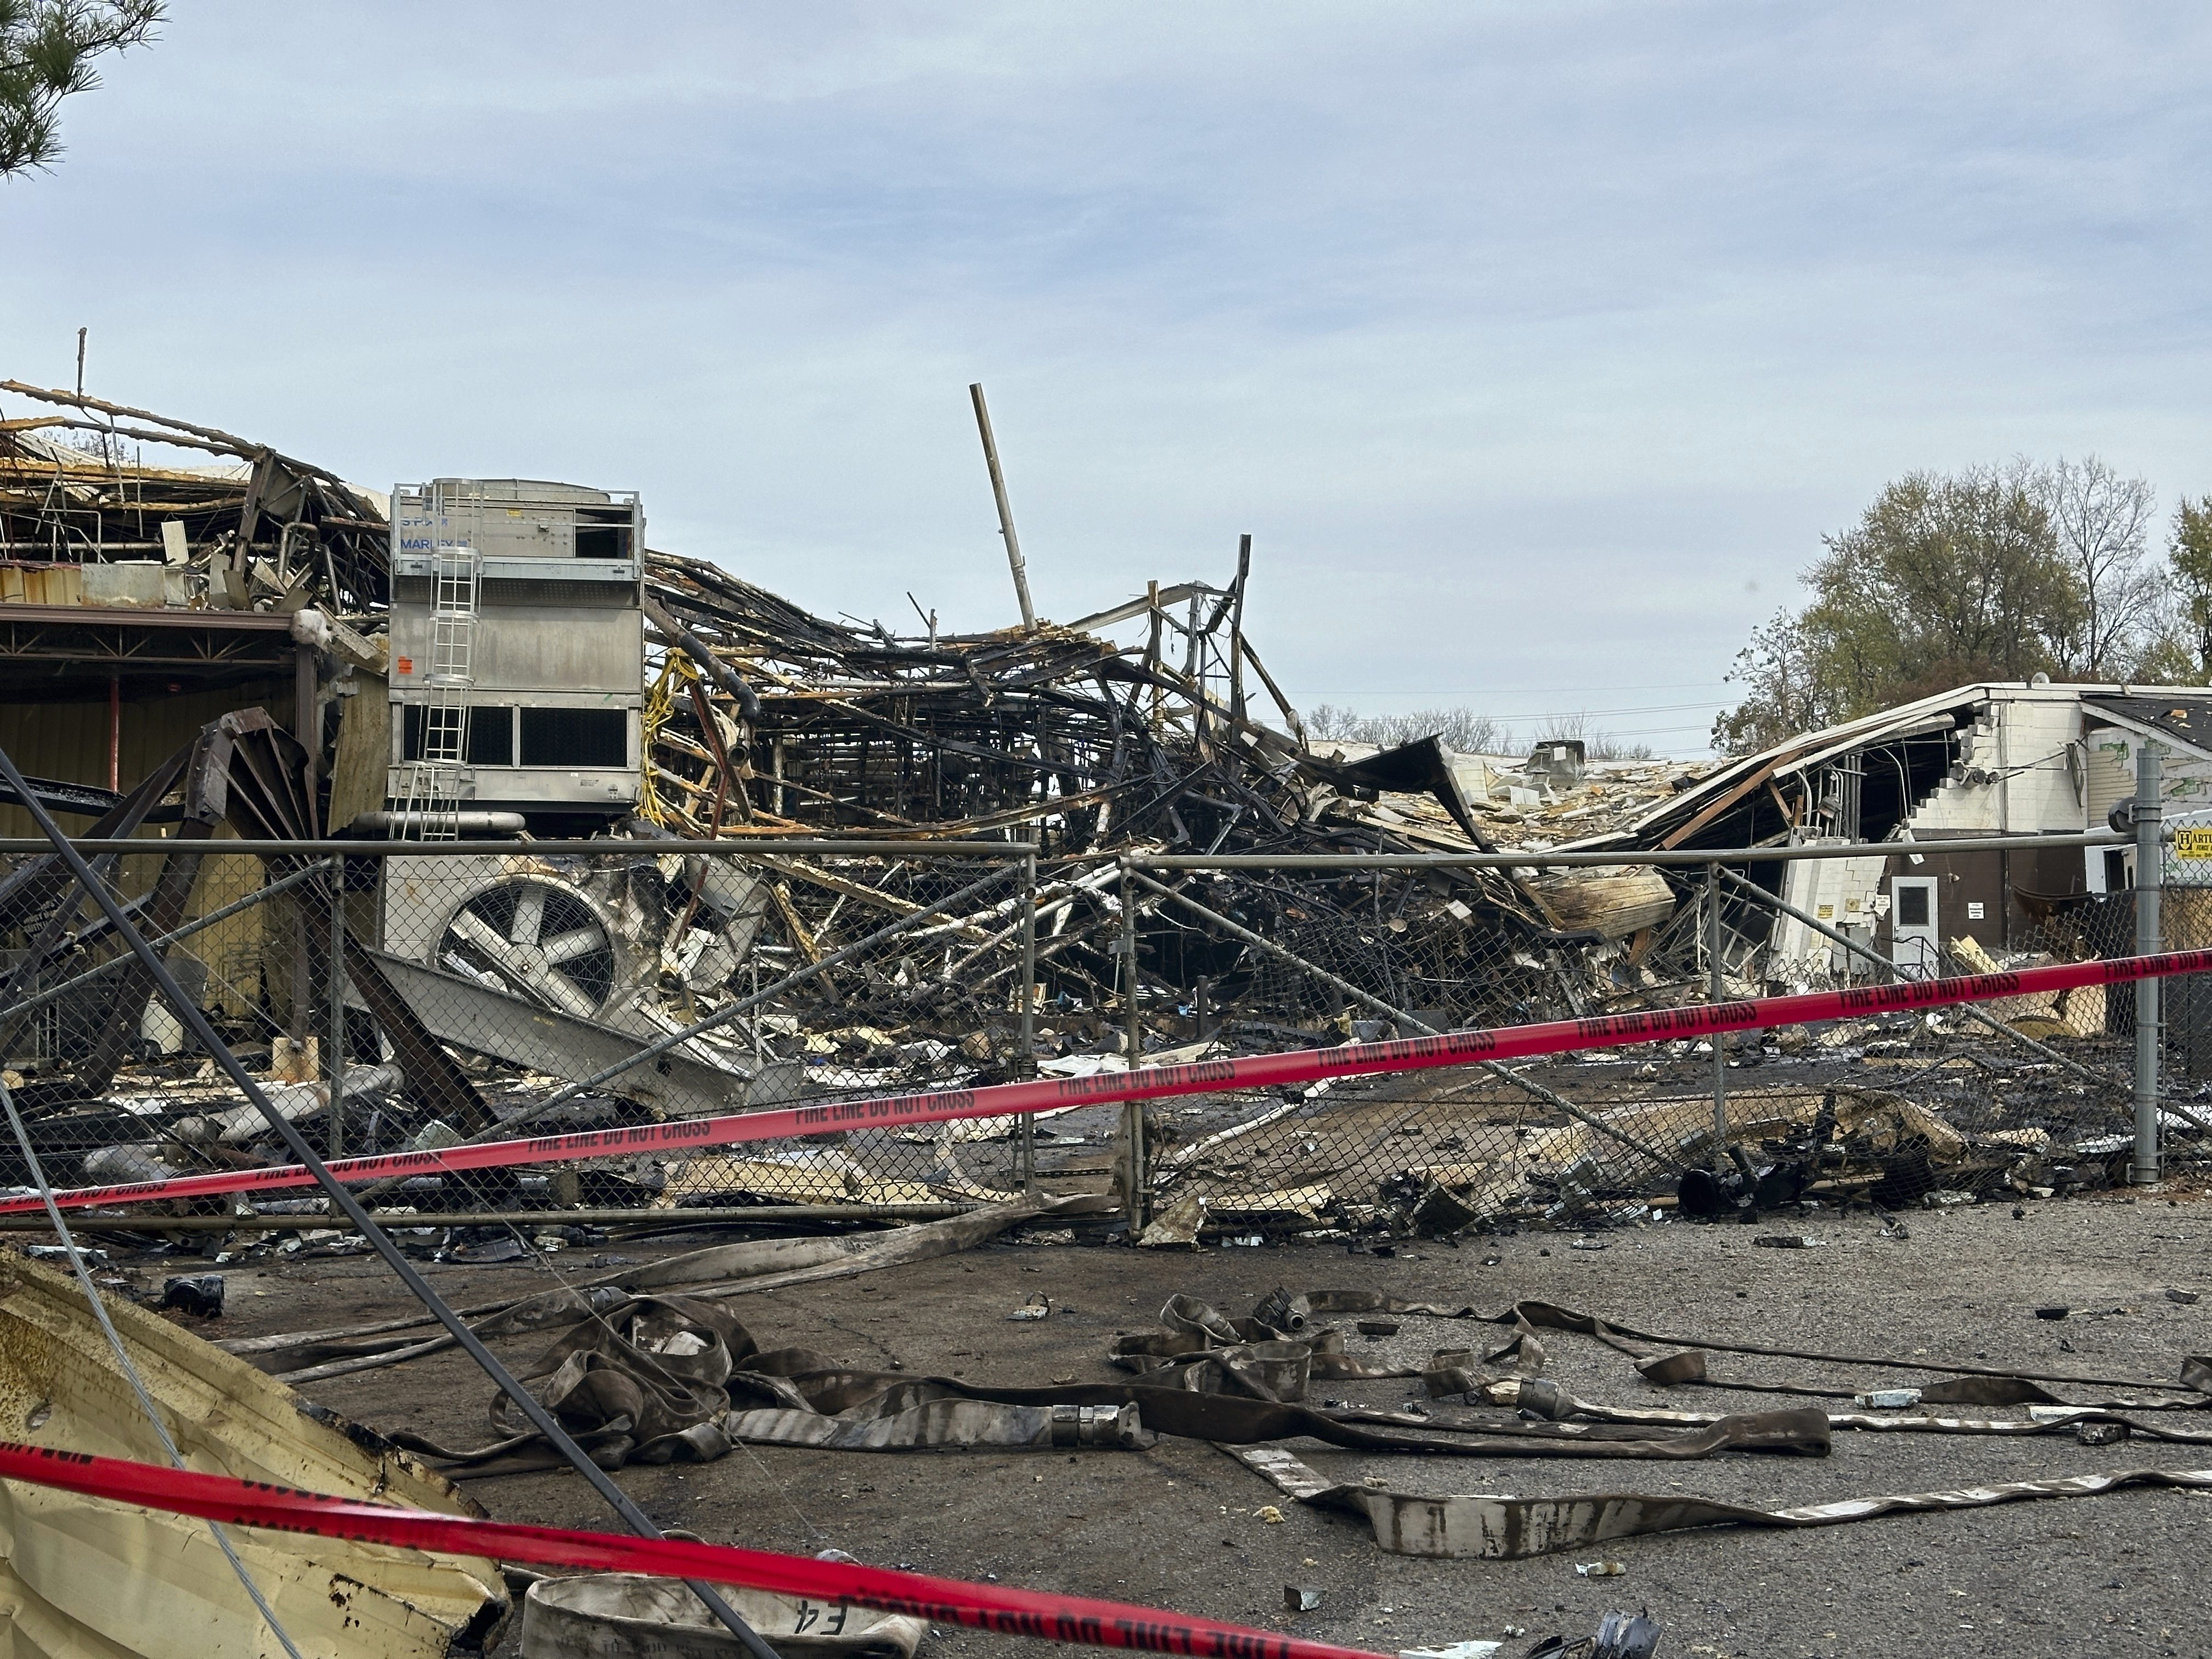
[8,387,2212,1659]
[1574,681,2212,1024]
[0,381,1684,1108]
[0,376,2192,1241]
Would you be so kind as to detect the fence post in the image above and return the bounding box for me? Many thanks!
[1119,860,1146,1228]
[327,864,346,1159]
[2135,742,2164,1186]
[1018,850,1038,1195]
[1708,861,1728,1148]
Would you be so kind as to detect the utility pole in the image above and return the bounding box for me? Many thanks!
[968,383,1037,634]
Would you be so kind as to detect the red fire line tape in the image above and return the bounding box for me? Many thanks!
[0,1440,1385,1659]
[15,949,2209,1217]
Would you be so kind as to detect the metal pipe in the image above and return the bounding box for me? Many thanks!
[968,383,1037,633]
[0,837,1039,857]
[2136,742,2165,1184]
[1127,867,1681,1172]
[1132,830,2142,873]
[0,1203,972,1234]
[106,674,120,792]
[1708,862,1727,1147]
[0,739,783,1659]
[3,832,2152,865]
[346,810,527,836]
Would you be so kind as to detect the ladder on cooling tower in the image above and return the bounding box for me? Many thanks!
[399,544,481,840]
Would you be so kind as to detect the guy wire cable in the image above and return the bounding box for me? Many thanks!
[0,1077,308,1659]
[0,738,783,1659]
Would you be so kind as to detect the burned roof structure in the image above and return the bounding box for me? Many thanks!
[0,380,387,617]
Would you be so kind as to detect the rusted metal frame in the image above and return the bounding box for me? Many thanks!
[1063,580,1217,639]
[746,855,992,945]
[12,837,1047,858]
[684,678,746,830]
[965,917,1113,1005]
[935,860,1115,981]
[323,924,492,1131]
[1127,866,1683,1175]
[1226,533,1252,721]
[1236,631,1305,746]
[718,761,916,830]
[0,857,334,1049]
[761,687,1082,782]
[223,713,485,1133]
[0,743,185,930]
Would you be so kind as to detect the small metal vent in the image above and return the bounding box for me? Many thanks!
[478,578,635,607]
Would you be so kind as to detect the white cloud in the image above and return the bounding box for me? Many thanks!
[5,0,2210,753]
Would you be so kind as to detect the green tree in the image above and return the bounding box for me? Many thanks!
[1,1,162,178]
[1712,465,2079,754]
[2167,495,2212,679]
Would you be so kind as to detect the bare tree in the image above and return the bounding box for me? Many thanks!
[1305,704,1515,754]
[1527,712,1654,762]
[1,1,163,178]
[1711,608,1843,756]
[2038,455,2161,679]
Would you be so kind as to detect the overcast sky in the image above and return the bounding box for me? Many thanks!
[7,3,2208,755]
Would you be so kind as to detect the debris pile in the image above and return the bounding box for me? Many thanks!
[0,379,2169,1244]
[0,381,387,613]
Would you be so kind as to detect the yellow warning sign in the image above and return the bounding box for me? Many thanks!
[2175,827,2212,858]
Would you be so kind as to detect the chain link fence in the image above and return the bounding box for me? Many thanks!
[0,843,1048,1223]
[1131,850,2191,1240]
[0,837,2196,1243]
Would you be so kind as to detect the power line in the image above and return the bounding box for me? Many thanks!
[1311,697,1733,722]
[1484,699,1728,720]
[1316,679,1727,697]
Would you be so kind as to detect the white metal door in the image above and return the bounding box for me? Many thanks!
[1890,876,1939,978]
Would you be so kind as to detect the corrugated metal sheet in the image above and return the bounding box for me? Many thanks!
[2085,731,2136,823]
[0,682,295,1023]
[0,680,290,838]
